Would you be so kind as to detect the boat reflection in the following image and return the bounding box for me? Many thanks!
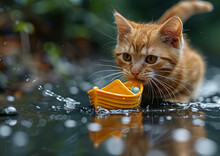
[88,109,207,156]
[89,112,143,147]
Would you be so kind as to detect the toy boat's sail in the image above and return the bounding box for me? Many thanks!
[88,79,143,110]
[102,79,134,95]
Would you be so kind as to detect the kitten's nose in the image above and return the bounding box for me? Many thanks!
[131,72,139,77]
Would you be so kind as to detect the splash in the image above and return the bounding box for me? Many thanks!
[43,90,80,110]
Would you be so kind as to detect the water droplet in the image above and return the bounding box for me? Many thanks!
[64,97,80,110]
[166,116,172,120]
[194,138,217,156]
[36,106,40,109]
[205,98,211,103]
[32,78,37,83]
[21,120,32,128]
[212,96,219,103]
[0,125,12,137]
[43,90,56,97]
[87,123,102,132]
[56,95,64,101]
[5,119,17,126]
[193,119,205,126]
[191,107,198,112]
[6,95,15,102]
[105,137,125,155]
[198,96,204,102]
[121,116,131,124]
[96,107,110,116]
[69,86,79,95]
[81,117,87,123]
[44,83,53,90]
[79,81,92,91]
[12,131,29,147]
[159,116,165,125]
[2,106,17,115]
[144,124,151,131]
[38,85,43,90]
[64,119,76,128]
[172,128,191,142]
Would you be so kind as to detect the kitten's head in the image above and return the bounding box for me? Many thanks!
[114,12,183,84]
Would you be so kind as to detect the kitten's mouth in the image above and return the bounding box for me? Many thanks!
[124,73,151,83]
[137,77,152,85]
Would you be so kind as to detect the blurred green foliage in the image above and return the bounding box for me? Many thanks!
[14,21,34,34]
[0,0,219,65]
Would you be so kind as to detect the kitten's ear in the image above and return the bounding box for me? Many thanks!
[159,17,183,49]
[114,11,134,38]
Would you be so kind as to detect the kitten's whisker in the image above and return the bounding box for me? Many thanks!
[120,76,126,82]
[148,79,155,104]
[106,24,118,31]
[152,77,175,102]
[98,59,115,63]
[153,77,186,102]
[151,79,166,100]
[106,24,130,45]
[157,73,192,87]
[88,69,120,79]
[110,73,124,82]
[156,74,191,94]
[92,72,123,84]
[94,64,122,69]
[102,41,117,48]
[169,65,201,71]
[96,73,123,85]
[156,70,189,79]
[105,45,117,52]
[147,80,153,104]
[160,81,184,102]
[97,30,118,42]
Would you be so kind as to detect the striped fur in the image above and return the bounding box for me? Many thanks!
[113,1,213,103]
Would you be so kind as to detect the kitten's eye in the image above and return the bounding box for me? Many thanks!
[146,55,157,64]
[122,53,132,62]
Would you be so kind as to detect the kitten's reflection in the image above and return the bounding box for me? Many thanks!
[88,109,206,156]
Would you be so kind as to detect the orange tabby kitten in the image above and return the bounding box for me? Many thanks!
[114,0,213,103]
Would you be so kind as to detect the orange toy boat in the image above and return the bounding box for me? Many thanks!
[88,79,143,110]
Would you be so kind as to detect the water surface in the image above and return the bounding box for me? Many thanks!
[0,67,220,156]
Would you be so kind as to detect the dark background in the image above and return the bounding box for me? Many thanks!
[0,0,218,93]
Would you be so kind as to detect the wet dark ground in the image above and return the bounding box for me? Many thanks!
[1,67,220,156]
